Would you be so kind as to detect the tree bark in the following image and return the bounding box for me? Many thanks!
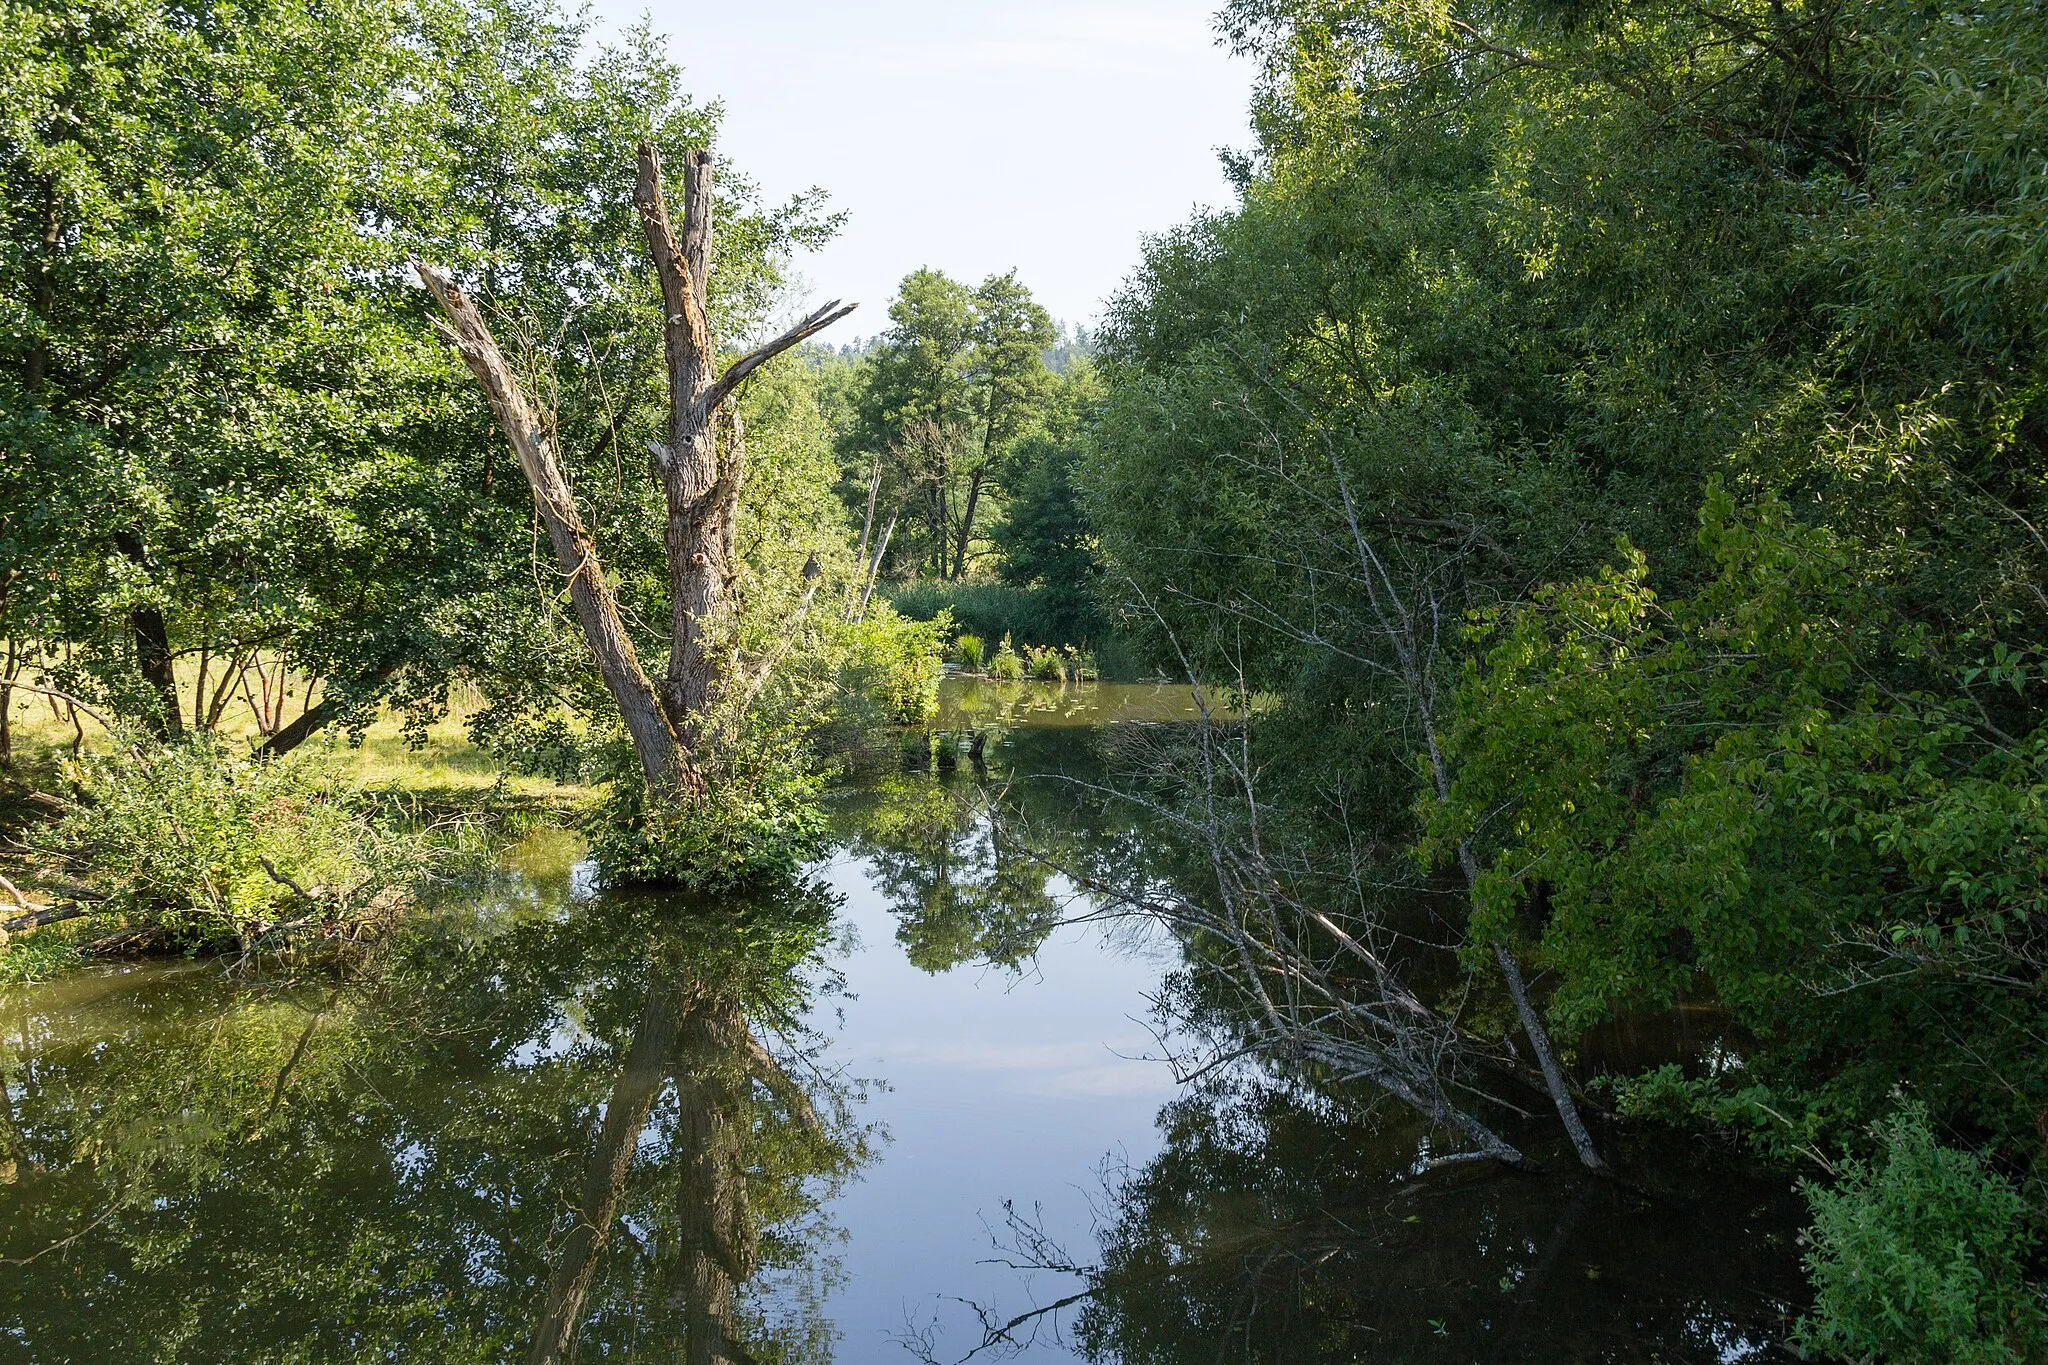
[633,143,854,749]
[953,465,986,580]
[855,454,882,573]
[417,264,697,794]
[1,577,16,770]
[111,531,180,737]
[253,663,390,758]
[421,143,851,803]
[636,146,733,747]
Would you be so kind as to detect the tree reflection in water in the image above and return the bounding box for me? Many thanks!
[2,711,1814,1364]
[0,879,867,1364]
[927,1075,1807,1365]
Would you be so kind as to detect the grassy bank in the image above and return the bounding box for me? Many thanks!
[0,680,594,982]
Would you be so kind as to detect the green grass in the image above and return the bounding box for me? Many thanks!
[3,668,593,810]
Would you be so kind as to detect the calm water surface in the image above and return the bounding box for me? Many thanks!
[0,681,1806,1362]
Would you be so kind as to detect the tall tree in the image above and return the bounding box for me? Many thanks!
[850,269,975,576]
[954,271,1054,578]
[0,0,830,758]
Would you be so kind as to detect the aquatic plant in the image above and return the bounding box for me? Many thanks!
[988,635,1026,682]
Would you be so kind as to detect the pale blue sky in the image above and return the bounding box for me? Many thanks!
[609,0,1255,335]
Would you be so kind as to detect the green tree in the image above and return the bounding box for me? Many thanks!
[1,0,474,735]
[953,270,1055,577]
[851,268,976,577]
[1086,0,2048,1198]
[991,435,1102,644]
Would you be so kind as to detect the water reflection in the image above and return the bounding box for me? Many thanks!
[0,691,1809,1362]
[839,774,1062,972]
[0,885,864,1363]
[1067,1078,1805,1364]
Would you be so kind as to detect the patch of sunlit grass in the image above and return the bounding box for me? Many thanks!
[3,667,593,809]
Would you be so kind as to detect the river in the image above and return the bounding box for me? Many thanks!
[0,680,1808,1362]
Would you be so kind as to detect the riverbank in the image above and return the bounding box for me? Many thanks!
[0,677,1159,981]
[0,688,598,981]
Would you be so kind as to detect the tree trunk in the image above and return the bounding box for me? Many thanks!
[636,145,729,746]
[134,607,178,735]
[855,454,882,571]
[192,644,210,735]
[1,578,16,770]
[421,142,852,802]
[254,663,388,758]
[417,264,696,795]
[112,531,180,737]
[857,505,902,620]
[953,465,987,580]
[632,144,855,751]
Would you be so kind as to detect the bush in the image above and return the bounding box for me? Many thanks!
[1027,645,1066,682]
[587,767,826,892]
[1797,1103,2047,1365]
[25,735,438,950]
[988,634,1026,681]
[841,604,950,725]
[955,633,985,670]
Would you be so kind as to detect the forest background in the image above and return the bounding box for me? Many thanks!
[4,0,2048,1358]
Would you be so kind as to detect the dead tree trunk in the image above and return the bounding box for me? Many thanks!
[631,144,856,751]
[418,265,697,794]
[420,144,852,799]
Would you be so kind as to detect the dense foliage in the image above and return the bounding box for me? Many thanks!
[1083,0,2048,1345]
[29,736,457,949]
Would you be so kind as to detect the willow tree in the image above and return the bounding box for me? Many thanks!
[419,144,853,796]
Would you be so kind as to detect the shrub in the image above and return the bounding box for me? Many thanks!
[1797,1103,2047,1365]
[1027,645,1066,682]
[988,634,1026,682]
[587,766,826,892]
[889,580,1059,648]
[956,633,985,670]
[26,735,436,950]
[841,605,950,725]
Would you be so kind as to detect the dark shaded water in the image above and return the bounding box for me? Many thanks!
[0,682,1807,1362]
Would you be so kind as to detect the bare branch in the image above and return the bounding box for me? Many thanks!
[704,299,858,412]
